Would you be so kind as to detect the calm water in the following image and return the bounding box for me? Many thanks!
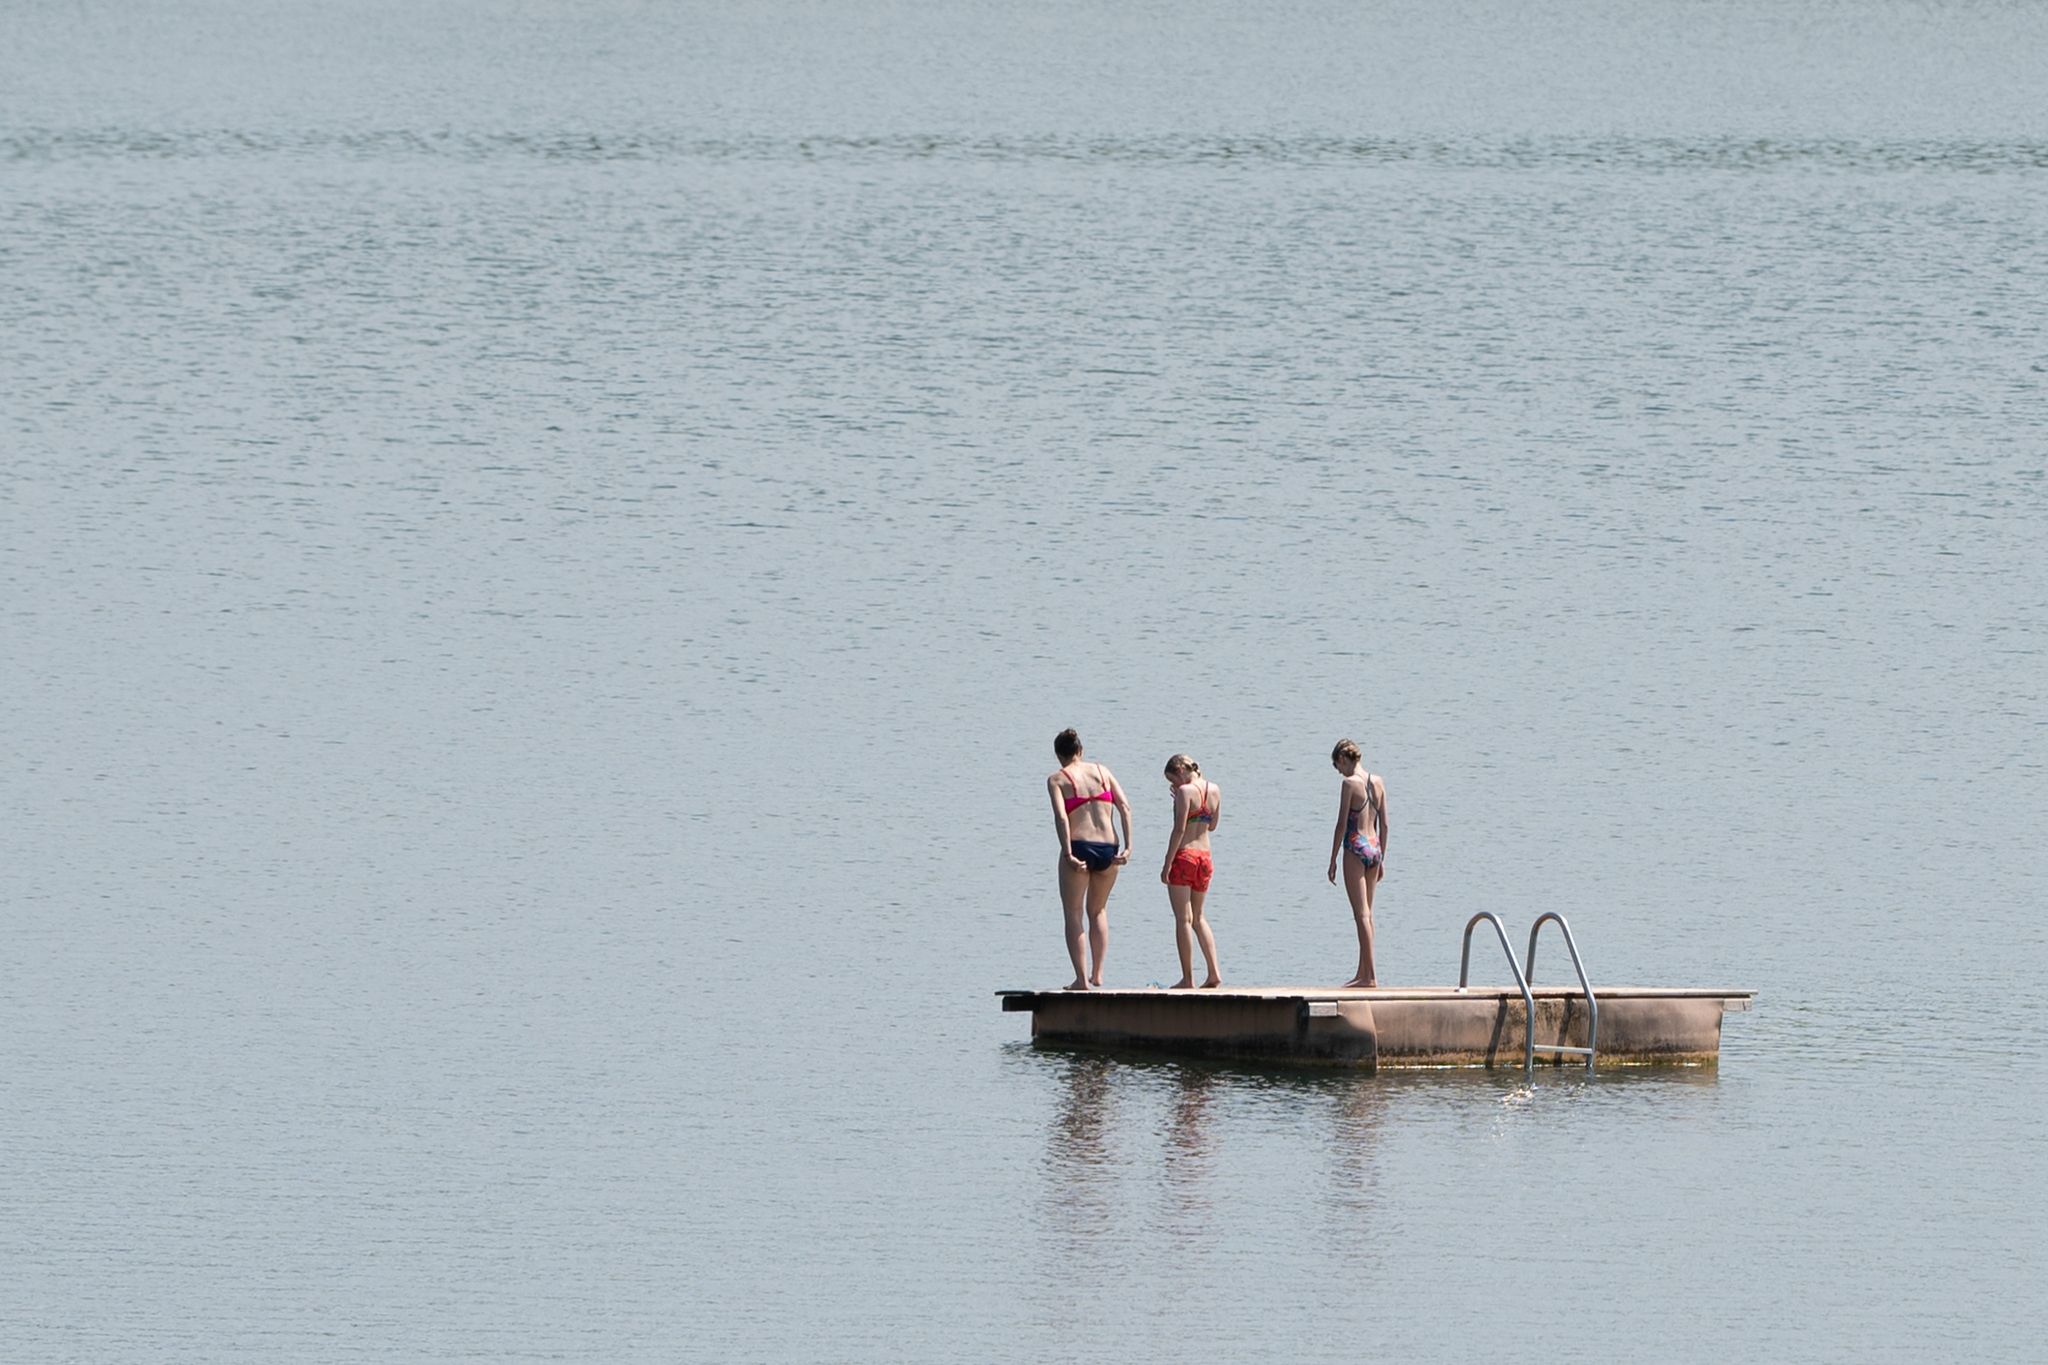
[5,1,2046,1359]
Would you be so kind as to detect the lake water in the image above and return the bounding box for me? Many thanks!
[4,1,2045,1359]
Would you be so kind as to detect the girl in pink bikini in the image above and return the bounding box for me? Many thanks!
[1327,738,1390,988]
[1159,754,1223,989]
[1047,728,1133,990]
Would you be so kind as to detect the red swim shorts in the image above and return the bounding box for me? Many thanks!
[1167,847,1214,892]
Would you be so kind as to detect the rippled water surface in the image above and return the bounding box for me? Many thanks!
[4,1,2045,1360]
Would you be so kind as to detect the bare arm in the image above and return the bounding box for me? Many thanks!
[1328,780,1352,882]
[1107,769,1134,865]
[1374,776,1390,867]
[1161,784,1190,881]
[1208,783,1222,831]
[1047,775,1082,867]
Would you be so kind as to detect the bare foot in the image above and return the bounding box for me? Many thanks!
[1200,978,1222,989]
[1088,976,1103,989]
[1064,980,1089,991]
[1341,976,1376,989]
[1167,978,1194,990]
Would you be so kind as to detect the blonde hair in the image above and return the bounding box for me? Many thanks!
[1164,753,1201,777]
[1331,738,1362,764]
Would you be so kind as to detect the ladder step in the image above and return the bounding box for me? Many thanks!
[1536,1045,1595,1056]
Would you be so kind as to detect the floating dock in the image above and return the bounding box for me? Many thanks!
[998,985,1753,1070]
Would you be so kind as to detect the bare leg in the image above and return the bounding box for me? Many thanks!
[1189,889,1222,988]
[1058,854,1090,989]
[1341,855,1378,988]
[1167,884,1195,988]
[1084,864,1119,986]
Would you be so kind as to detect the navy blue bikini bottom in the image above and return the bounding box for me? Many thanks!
[1070,840,1120,872]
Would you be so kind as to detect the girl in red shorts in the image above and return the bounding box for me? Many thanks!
[1159,753,1223,989]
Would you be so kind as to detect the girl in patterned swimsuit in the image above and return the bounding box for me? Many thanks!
[1046,728,1133,990]
[1159,753,1223,989]
[1327,738,1390,988]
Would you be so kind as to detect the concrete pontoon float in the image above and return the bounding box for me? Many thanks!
[1000,912,1753,1074]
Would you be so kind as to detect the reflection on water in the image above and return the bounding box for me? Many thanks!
[1039,1053,1119,1258]
[1048,1053,1117,1172]
[1028,1045,1732,1239]
[1161,1064,1219,1227]
[1324,1070,1388,1218]
[1165,1065,1217,1166]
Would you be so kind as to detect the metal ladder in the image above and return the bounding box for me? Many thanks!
[1526,912,1598,1075]
[1457,912,1598,1077]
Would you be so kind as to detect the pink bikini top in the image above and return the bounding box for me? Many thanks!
[1062,766,1115,813]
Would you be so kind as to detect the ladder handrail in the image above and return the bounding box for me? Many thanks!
[1457,912,1537,1077]
[1525,911,1598,1074]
